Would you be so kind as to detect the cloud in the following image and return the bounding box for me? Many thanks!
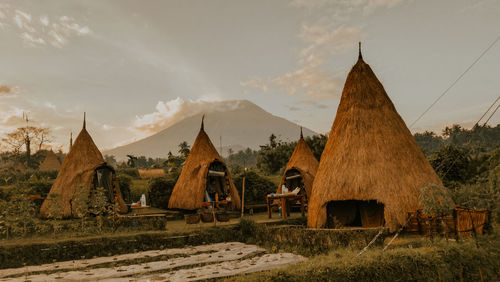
[287,105,301,111]
[242,0,406,100]
[291,0,403,12]
[300,99,329,109]
[242,25,360,99]
[0,5,92,48]
[132,98,247,135]
[0,84,20,96]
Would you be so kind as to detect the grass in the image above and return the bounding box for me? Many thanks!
[130,179,150,203]
[225,229,500,281]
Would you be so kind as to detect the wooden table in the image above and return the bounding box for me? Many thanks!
[266,194,305,219]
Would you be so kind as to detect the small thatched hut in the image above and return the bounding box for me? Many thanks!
[308,45,444,231]
[168,117,241,210]
[276,128,319,200]
[39,150,61,171]
[40,119,127,218]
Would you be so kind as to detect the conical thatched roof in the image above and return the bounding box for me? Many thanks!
[39,150,61,171]
[168,118,241,210]
[307,48,443,231]
[276,130,319,199]
[40,122,127,218]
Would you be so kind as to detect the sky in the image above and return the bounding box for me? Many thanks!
[0,0,499,152]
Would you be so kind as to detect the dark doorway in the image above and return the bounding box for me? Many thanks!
[205,161,229,202]
[284,168,304,195]
[326,200,384,228]
[94,166,114,202]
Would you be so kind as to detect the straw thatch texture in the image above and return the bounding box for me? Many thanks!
[307,56,443,231]
[168,127,241,210]
[456,207,489,236]
[276,136,319,199]
[39,150,61,171]
[40,127,127,218]
[138,169,165,179]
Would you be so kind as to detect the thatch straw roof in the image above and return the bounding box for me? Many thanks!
[138,169,165,179]
[39,150,61,171]
[40,120,127,218]
[168,117,241,210]
[276,129,319,199]
[307,47,443,231]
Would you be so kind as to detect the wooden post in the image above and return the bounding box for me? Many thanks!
[241,169,246,218]
[281,197,287,219]
[300,195,305,217]
[267,196,271,218]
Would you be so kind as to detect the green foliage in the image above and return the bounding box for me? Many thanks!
[229,234,500,281]
[116,168,139,178]
[0,192,38,238]
[117,174,132,203]
[233,170,276,204]
[419,184,455,216]
[430,145,471,186]
[256,134,295,175]
[304,134,328,161]
[130,179,150,203]
[0,170,58,185]
[148,177,176,209]
[255,134,327,175]
[226,148,258,168]
[89,187,113,232]
[414,131,444,156]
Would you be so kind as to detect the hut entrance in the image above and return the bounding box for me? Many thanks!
[284,168,304,196]
[93,166,114,202]
[205,161,230,203]
[325,200,384,228]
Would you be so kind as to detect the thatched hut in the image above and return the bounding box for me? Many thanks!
[40,119,127,218]
[307,45,443,231]
[276,128,319,200]
[168,117,241,210]
[39,150,61,171]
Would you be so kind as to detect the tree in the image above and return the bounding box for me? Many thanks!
[126,155,137,168]
[430,145,471,186]
[1,126,53,167]
[178,141,190,158]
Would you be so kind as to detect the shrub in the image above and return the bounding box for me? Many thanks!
[148,177,176,209]
[117,174,132,203]
[116,168,139,178]
[233,170,276,204]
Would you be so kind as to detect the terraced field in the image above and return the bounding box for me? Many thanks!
[0,242,304,281]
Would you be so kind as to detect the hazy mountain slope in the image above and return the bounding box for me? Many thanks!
[104,100,317,160]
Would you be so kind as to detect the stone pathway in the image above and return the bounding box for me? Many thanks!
[0,242,304,281]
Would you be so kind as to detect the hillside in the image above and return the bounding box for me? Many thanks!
[104,100,317,160]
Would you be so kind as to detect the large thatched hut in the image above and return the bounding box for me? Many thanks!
[276,128,319,200]
[39,150,61,171]
[40,119,127,218]
[168,117,241,210]
[307,45,443,231]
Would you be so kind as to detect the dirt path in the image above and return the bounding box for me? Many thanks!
[0,242,304,281]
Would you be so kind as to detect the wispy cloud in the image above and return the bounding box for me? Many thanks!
[0,4,91,48]
[0,84,20,96]
[242,0,406,100]
[132,98,247,136]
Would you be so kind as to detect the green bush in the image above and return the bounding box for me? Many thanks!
[117,174,132,203]
[233,170,276,204]
[148,177,176,209]
[116,168,139,178]
[229,233,500,281]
